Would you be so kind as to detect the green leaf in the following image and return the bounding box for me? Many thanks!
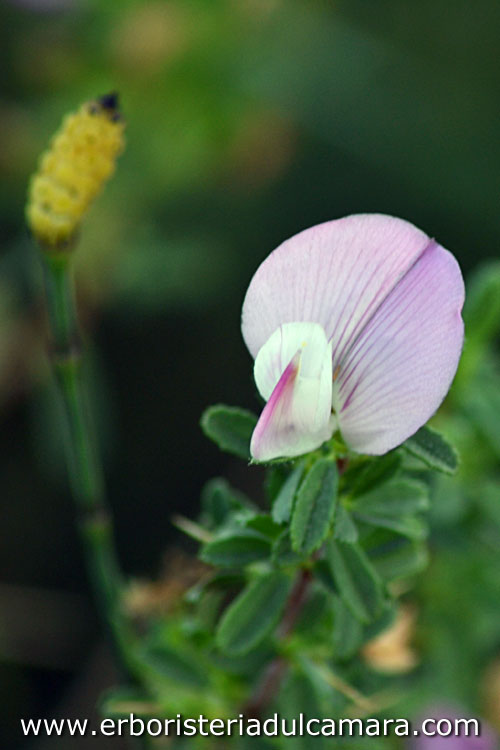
[463,262,500,345]
[326,540,384,623]
[353,479,429,516]
[200,530,271,567]
[403,426,458,474]
[342,452,401,497]
[216,572,291,655]
[365,529,429,581]
[356,514,427,539]
[272,463,304,524]
[279,667,326,750]
[244,514,282,540]
[291,458,338,555]
[140,643,208,688]
[351,479,429,539]
[201,478,255,527]
[200,405,257,459]
[100,688,159,719]
[463,375,500,457]
[272,530,303,567]
[331,595,364,660]
[333,503,359,543]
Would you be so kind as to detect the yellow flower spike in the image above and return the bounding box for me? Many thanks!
[26,93,125,250]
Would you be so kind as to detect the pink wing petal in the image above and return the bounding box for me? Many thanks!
[334,241,464,454]
[242,214,431,361]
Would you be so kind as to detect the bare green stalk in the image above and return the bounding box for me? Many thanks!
[41,252,137,679]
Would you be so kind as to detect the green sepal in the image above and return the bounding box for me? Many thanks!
[402,425,458,474]
[326,539,384,623]
[200,404,257,460]
[291,458,338,555]
[216,571,292,655]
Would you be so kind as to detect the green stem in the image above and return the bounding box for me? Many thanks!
[42,253,137,680]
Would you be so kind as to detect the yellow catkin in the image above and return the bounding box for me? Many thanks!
[26,93,125,249]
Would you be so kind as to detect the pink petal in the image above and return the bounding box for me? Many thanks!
[334,241,464,454]
[242,214,431,360]
[251,323,335,461]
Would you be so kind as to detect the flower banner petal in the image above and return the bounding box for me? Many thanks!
[334,241,464,454]
[242,214,431,363]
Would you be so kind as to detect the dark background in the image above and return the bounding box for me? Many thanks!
[0,0,499,745]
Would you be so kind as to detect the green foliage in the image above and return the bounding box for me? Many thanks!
[201,529,271,568]
[326,540,384,623]
[200,405,257,460]
[351,479,429,539]
[272,463,305,524]
[290,458,338,555]
[402,425,458,474]
[216,571,292,655]
[463,261,500,346]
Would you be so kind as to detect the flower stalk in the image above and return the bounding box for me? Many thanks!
[42,251,137,679]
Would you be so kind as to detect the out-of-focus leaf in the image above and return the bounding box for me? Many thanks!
[291,458,338,555]
[201,478,255,527]
[365,529,429,581]
[216,571,291,655]
[278,667,326,750]
[342,452,401,497]
[463,375,500,457]
[331,595,364,660]
[463,262,500,345]
[326,540,384,623]
[139,643,209,689]
[200,530,271,568]
[352,479,429,539]
[333,503,359,543]
[200,405,257,459]
[272,463,304,524]
[100,688,160,719]
[402,426,458,474]
[272,530,303,567]
[244,514,282,540]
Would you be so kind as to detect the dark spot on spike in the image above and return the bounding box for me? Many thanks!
[98,92,119,111]
[110,112,123,123]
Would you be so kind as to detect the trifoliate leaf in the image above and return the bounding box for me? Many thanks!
[200,405,257,460]
[291,458,338,555]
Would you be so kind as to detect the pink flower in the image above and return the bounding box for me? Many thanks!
[242,214,464,462]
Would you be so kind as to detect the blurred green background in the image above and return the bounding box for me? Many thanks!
[1,0,500,746]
